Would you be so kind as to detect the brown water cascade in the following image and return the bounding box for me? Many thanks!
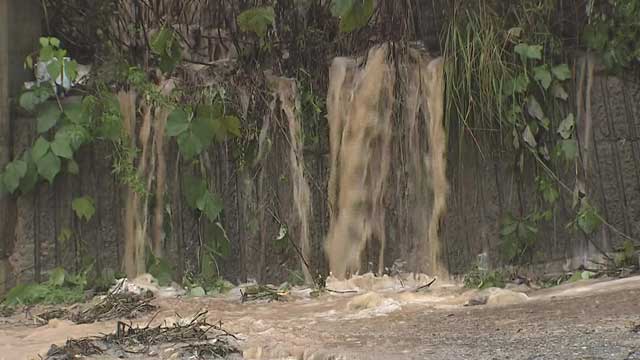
[325,44,448,279]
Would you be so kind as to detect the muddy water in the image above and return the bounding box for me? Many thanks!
[2,275,640,359]
[325,44,448,279]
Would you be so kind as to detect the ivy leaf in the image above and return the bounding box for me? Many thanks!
[3,160,28,193]
[551,83,569,100]
[514,43,542,61]
[192,115,216,148]
[533,65,552,89]
[178,131,204,160]
[166,108,191,137]
[551,64,572,81]
[72,196,96,222]
[51,134,73,159]
[523,125,537,148]
[197,191,224,222]
[557,113,575,140]
[36,101,62,133]
[32,137,51,161]
[237,6,275,38]
[527,96,545,120]
[36,151,61,183]
[183,175,207,209]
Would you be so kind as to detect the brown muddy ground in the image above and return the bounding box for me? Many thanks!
[1,275,640,360]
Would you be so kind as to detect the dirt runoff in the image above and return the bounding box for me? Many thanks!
[1,274,640,360]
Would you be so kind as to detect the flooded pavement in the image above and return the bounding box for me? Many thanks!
[1,274,640,359]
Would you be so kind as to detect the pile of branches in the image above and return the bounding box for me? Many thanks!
[45,310,240,359]
[71,290,157,324]
[36,284,157,325]
[240,285,287,303]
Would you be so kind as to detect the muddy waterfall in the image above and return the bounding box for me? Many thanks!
[324,44,448,279]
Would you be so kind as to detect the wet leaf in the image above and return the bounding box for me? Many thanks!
[533,65,552,89]
[32,137,51,161]
[523,125,537,147]
[3,160,28,193]
[197,191,223,222]
[51,134,73,159]
[36,151,61,183]
[166,108,191,136]
[557,113,575,139]
[514,43,542,61]
[183,175,207,209]
[551,83,569,100]
[72,196,96,222]
[37,101,62,133]
[551,64,572,81]
[527,96,545,120]
[577,202,602,235]
[177,131,204,160]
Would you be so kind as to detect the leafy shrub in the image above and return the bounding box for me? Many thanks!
[463,266,506,289]
[2,267,89,306]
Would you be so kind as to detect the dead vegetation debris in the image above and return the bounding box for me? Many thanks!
[72,290,156,324]
[46,338,104,359]
[44,310,240,359]
[240,285,287,303]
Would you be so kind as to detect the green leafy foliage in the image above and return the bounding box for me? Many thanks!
[150,27,182,73]
[500,214,539,265]
[2,160,28,194]
[2,267,87,306]
[167,100,241,160]
[330,0,374,33]
[533,65,552,89]
[575,202,602,235]
[584,0,640,71]
[237,6,276,38]
[147,255,174,287]
[463,266,506,289]
[37,102,62,133]
[72,196,96,222]
[514,43,542,61]
[183,175,224,222]
[536,176,559,205]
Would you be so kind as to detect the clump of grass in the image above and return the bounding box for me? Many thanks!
[442,1,515,144]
